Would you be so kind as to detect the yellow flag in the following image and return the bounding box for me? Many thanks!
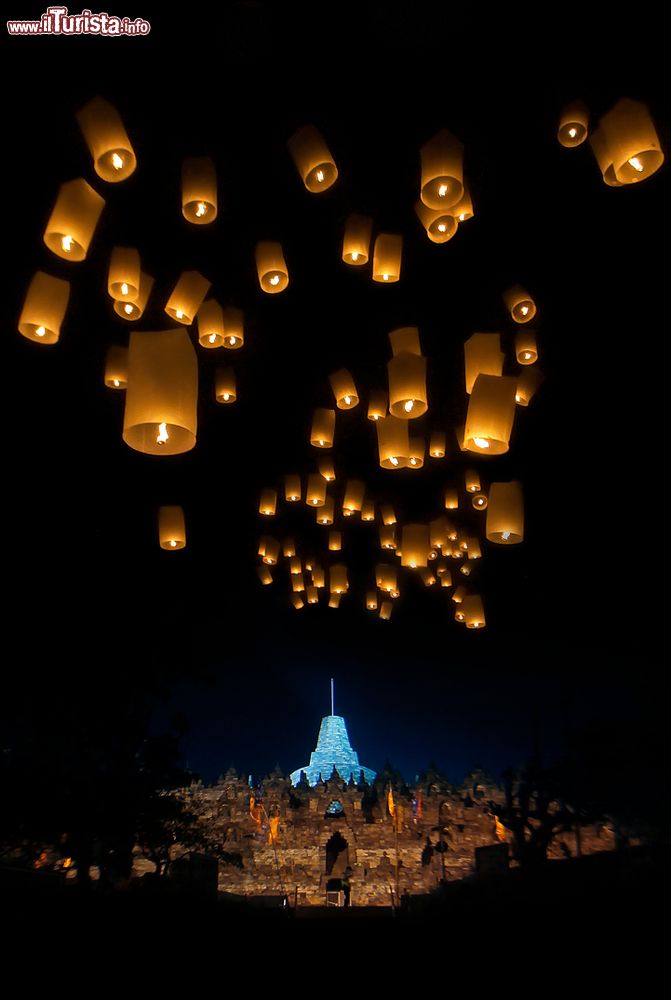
[268,816,280,844]
[387,786,395,817]
[495,816,506,842]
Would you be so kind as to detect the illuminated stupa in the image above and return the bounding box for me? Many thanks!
[289,681,376,787]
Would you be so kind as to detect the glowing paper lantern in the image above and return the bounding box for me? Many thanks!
[306,587,319,605]
[467,539,482,559]
[43,179,105,261]
[262,538,280,565]
[379,601,393,621]
[452,585,467,603]
[452,184,475,222]
[165,271,211,325]
[182,156,217,224]
[104,345,128,389]
[306,473,327,507]
[285,475,302,502]
[123,328,197,455]
[420,568,436,587]
[343,480,365,515]
[361,500,375,522]
[420,129,464,209]
[329,369,359,409]
[592,98,664,185]
[472,492,488,511]
[215,367,236,404]
[444,488,459,510]
[372,234,402,283]
[289,557,302,575]
[388,353,427,418]
[329,593,342,609]
[462,594,486,629]
[486,481,524,544]
[158,506,186,550]
[381,505,397,526]
[257,565,273,586]
[414,200,458,243]
[460,560,473,577]
[292,573,306,593]
[465,470,481,494]
[440,569,453,588]
[408,437,425,469]
[379,524,397,550]
[222,307,244,350]
[376,564,398,593]
[430,517,448,550]
[114,272,153,321]
[258,537,269,558]
[366,592,378,611]
[259,488,277,516]
[198,299,225,348]
[76,96,136,182]
[310,409,335,449]
[515,367,544,406]
[283,538,296,558]
[312,567,327,589]
[503,286,536,324]
[377,415,410,469]
[558,101,589,147]
[429,431,446,458]
[389,327,421,357]
[464,333,504,395]
[464,375,518,455]
[329,564,349,594]
[368,389,388,422]
[401,524,429,568]
[292,594,305,610]
[455,426,467,452]
[108,246,140,302]
[318,455,336,481]
[18,271,70,345]
[287,125,338,192]
[317,497,335,525]
[515,329,538,365]
[329,531,341,551]
[342,213,372,265]
[256,241,289,293]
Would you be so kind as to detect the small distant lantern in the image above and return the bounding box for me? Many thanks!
[465,470,481,494]
[76,96,136,182]
[372,234,402,283]
[486,481,524,544]
[182,156,217,224]
[472,492,488,511]
[503,285,536,324]
[198,299,225,348]
[283,538,296,558]
[558,101,589,148]
[452,585,468,604]
[310,408,335,449]
[361,500,375,522]
[104,345,128,389]
[43,179,105,261]
[342,213,372,265]
[376,564,398,593]
[515,329,538,365]
[462,594,486,629]
[368,389,388,422]
[366,591,378,611]
[467,539,482,559]
[18,271,70,345]
[379,524,397,550]
[108,246,140,303]
[306,586,319,605]
[259,488,277,516]
[420,568,436,587]
[430,517,448,550]
[285,475,302,502]
[304,558,314,572]
[464,375,518,455]
[379,601,393,621]
[452,184,475,223]
[329,369,359,409]
[158,505,186,550]
[292,573,306,593]
[591,98,664,185]
[440,569,453,588]
[289,556,302,575]
[343,480,366,515]
[429,431,446,458]
[165,271,211,325]
[381,505,397,526]
[460,560,473,577]
[114,272,153,321]
[401,524,429,568]
[329,564,349,594]
[444,488,459,510]
[288,124,338,192]
[215,367,236,404]
[123,328,198,455]
[516,367,544,406]
[256,241,289,293]
[388,353,428,418]
[377,415,410,469]
[408,437,425,469]
[258,537,269,558]
[263,538,280,565]
[329,593,342,609]
[318,455,336,481]
[414,200,458,243]
[389,326,422,357]
[311,568,325,591]
[464,333,504,395]
[306,473,327,507]
[317,497,335,525]
[292,594,305,610]
[329,531,342,551]
[257,565,273,586]
[455,607,466,623]
[420,129,464,209]
[223,306,244,350]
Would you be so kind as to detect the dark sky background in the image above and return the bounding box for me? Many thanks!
[4,6,668,788]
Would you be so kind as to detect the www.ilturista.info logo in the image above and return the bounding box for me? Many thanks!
[7,6,150,35]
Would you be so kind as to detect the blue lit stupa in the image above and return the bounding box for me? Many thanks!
[289,681,376,787]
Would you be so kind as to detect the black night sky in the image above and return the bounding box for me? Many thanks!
[4,6,668,798]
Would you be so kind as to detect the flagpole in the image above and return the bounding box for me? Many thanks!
[331,677,334,716]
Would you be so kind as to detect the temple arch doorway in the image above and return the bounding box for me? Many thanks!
[325,831,349,875]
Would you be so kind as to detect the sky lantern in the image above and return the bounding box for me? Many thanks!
[372,233,402,283]
[104,345,128,389]
[343,480,365,516]
[503,285,537,324]
[452,183,475,222]
[182,156,217,223]
[165,271,211,325]
[452,585,468,604]
[329,531,342,551]
[591,98,664,185]
[515,329,538,365]
[379,601,393,621]
[558,100,589,147]
[310,408,335,448]
[317,497,335,525]
[342,213,373,265]
[257,565,273,586]
[515,367,544,406]
[376,564,398,594]
[259,488,277,516]
[377,414,410,469]
[258,537,269,558]
[220,306,243,350]
[381,505,397,526]
[366,591,378,611]
[329,564,349,594]
[367,389,388,422]
[291,594,305,610]
[408,437,425,468]
[388,329,427,417]
[420,128,464,209]
[429,431,446,458]
[379,524,397,550]
[462,594,486,629]
[76,96,136,182]
[467,538,482,559]
[306,473,327,507]
[158,506,186,550]
[18,271,70,345]
[361,500,375,522]
[430,517,448,550]
[464,333,504,394]
[283,538,296,558]
[43,179,105,261]
[464,374,518,455]
[472,492,488,511]
[460,560,473,576]
[329,593,342,609]
[197,299,225,348]
[389,326,422,357]
[329,369,359,409]
[318,455,336,481]
[289,556,302,575]
[123,328,197,455]
[420,568,436,587]
[401,524,429,568]
[285,475,302,503]
[486,481,524,544]
[108,246,140,303]
[262,538,280,565]
[114,272,153,321]
[444,488,459,510]
[287,124,338,192]
[292,573,306,593]
[215,367,236,404]
[414,200,458,243]
[256,241,289,293]
[465,470,481,494]
[306,586,319,605]
[440,569,453,588]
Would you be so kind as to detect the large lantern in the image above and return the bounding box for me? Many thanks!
[182,156,217,223]
[591,98,664,185]
[329,564,349,594]
[108,246,140,303]
[259,488,277,516]
[158,506,186,550]
[104,345,128,389]
[114,272,153,321]
[307,473,327,507]
[287,125,338,192]
[329,369,359,409]
[165,271,211,325]
[372,234,402,283]
[516,367,544,406]
[464,333,504,394]
[215,367,236,403]
[43,179,105,261]
[503,285,536,324]
[18,271,70,345]
[310,408,335,449]
[464,375,518,455]
[198,299,225,348]
[377,415,410,469]
[420,129,464,209]
[462,594,486,629]
[285,475,302,502]
[486,481,524,544]
[123,328,198,455]
[558,101,589,147]
[342,213,372,265]
[76,96,136,181]
[256,241,289,293]
[515,329,538,365]
[388,353,428,418]
[414,200,458,243]
[401,524,430,568]
[368,389,388,422]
